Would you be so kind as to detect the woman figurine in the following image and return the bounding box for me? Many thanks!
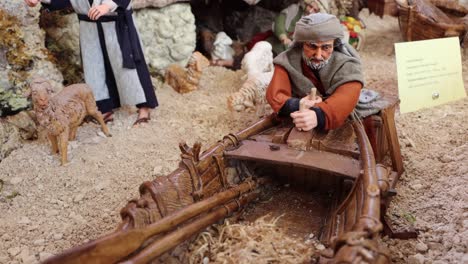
[24,0,158,126]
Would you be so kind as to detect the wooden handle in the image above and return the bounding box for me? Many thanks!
[299,100,307,112]
[310,88,317,101]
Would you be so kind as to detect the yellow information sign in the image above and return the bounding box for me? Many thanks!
[395,37,466,113]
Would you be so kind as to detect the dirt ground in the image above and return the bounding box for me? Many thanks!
[0,10,467,264]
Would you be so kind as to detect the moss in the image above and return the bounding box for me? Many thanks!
[0,10,33,117]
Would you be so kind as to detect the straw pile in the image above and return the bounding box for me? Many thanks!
[187,214,320,264]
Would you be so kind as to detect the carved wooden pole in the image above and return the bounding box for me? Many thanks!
[310,87,317,101]
[43,179,264,264]
[123,192,259,264]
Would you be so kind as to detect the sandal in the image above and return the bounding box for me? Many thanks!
[132,112,151,127]
[102,112,114,123]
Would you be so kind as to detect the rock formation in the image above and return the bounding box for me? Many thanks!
[0,2,63,117]
[134,3,196,73]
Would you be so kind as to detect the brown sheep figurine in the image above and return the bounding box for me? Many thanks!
[165,51,210,94]
[30,77,111,165]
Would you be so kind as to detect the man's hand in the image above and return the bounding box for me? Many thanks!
[282,37,292,46]
[24,0,40,7]
[279,34,292,47]
[290,109,318,131]
[88,4,111,20]
[300,95,322,109]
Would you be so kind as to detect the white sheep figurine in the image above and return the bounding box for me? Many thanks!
[30,77,111,165]
[227,41,274,116]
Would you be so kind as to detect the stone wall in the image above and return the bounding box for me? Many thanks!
[134,3,196,72]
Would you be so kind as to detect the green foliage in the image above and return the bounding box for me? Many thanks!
[0,84,30,116]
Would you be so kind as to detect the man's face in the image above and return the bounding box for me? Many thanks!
[304,2,320,15]
[302,40,334,70]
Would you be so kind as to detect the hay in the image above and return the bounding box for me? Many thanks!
[187,214,319,264]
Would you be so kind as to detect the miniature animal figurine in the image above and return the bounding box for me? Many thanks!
[228,41,274,116]
[165,51,210,94]
[30,77,111,165]
[211,32,234,62]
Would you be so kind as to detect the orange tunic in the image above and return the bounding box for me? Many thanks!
[266,63,362,130]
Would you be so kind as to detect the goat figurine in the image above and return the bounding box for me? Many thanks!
[30,77,111,165]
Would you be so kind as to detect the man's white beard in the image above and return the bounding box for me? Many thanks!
[303,52,332,70]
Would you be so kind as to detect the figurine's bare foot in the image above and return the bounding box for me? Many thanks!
[132,107,151,128]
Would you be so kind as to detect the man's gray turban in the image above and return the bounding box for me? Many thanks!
[293,13,344,43]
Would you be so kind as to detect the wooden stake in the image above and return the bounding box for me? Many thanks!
[299,100,307,112]
[310,88,317,100]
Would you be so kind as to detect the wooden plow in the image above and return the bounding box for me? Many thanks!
[44,100,407,263]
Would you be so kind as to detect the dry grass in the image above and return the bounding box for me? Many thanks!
[187,214,318,264]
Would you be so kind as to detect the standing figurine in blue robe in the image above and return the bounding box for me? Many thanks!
[24,0,158,126]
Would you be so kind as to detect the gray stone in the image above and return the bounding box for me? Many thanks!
[0,255,9,263]
[2,233,12,241]
[0,121,22,162]
[21,254,36,264]
[53,233,63,240]
[316,244,325,250]
[27,225,38,231]
[5,111,37,140]
[416,242,428,253]
[18,248,32,263]
[461,254,468,264]
[94,181,109,191]
[10,177,22,185]
[428,242,444,251]
[408,253,425,264]
[39,252,53,261]
[153,165,163,175]
[73,193,85,203]
[463,220,468,229]
[48,210,59,216]
[7,247,21,257]
[18,217,31,224]
[33,239,45,246]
